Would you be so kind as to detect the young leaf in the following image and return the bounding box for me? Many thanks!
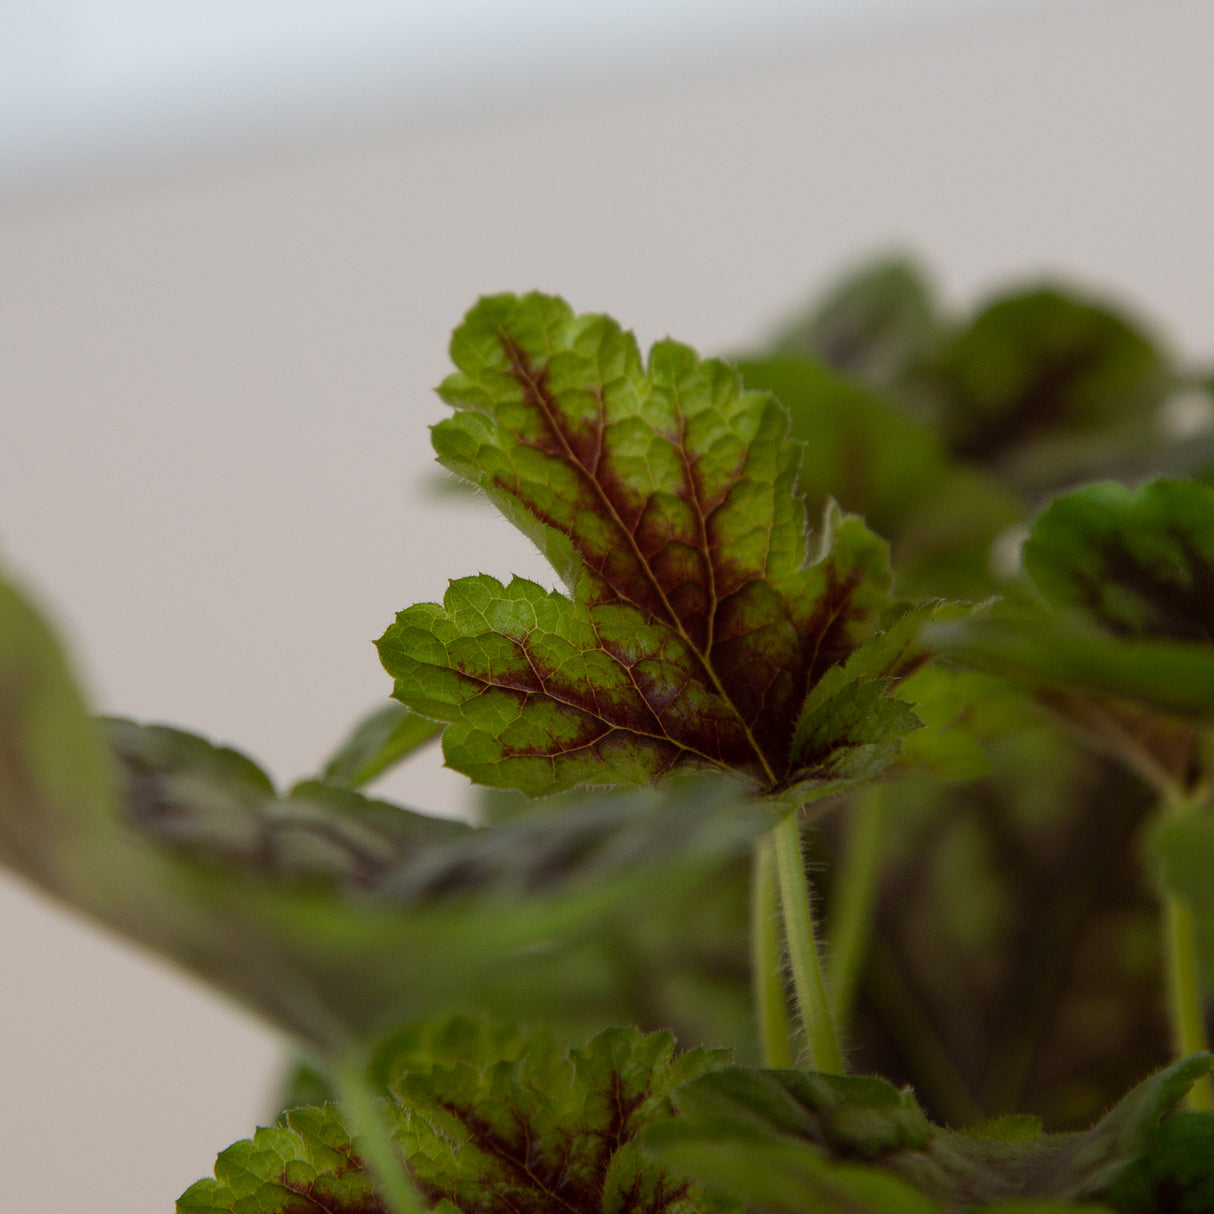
[378,293,934,808]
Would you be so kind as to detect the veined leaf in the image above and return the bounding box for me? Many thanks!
[177,1104,386,1214]
[181,1022,727,1214]
[395,1025,725,1214]
[379,294,935,806]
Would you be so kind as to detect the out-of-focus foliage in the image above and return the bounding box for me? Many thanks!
[0,565,774,1049]
[5,261,1214,1213]
[763,256,1207,498]
[932,480,1214,725]
[643,1054,1213,1212]
[738,258,1214,1131]
[735,356,1021,598]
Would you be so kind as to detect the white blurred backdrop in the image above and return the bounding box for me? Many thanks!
[2,1,1212,1209]
[1,0,1035,194]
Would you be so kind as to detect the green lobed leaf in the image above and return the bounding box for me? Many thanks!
[642,1056,1214,1213]
[177,1103,387,1213]
[395,1024,727,1214]
[182,1022,727,1214]
[379,293,935,805]
[318,702,442,790]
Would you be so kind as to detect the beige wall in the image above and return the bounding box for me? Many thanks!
[2,2,1211,1208]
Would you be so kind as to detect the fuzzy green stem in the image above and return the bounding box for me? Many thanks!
[752,834,793,1067]
[334,1051,425,1214]
[1159,784,1213,1111]
[1164,896,1212,1109]
[827,785,888,1034]
[772,813,845,1074]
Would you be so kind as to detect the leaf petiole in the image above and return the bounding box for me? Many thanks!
[826,783,888,1035]
[752,834,792,1067]
[772,812,845,1074]
[1159,783,1213,1111]
[333,1050,425,1214]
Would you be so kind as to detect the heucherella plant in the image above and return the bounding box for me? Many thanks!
[375,292,951,1073]
[2,265,1214,1214]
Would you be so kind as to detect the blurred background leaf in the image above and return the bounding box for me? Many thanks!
[0,561,773,1056]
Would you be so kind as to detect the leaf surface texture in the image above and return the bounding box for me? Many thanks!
[380,294,932,803]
